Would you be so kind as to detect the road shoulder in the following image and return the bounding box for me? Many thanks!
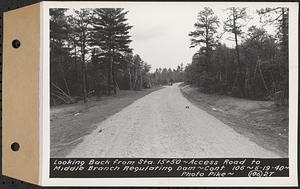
[50,86,163,157]
[180,84,288,157]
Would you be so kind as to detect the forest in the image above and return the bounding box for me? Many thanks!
[51,9,141,105]
[50,7,289,106]
[50,8,184,105]
[185,7,289,102]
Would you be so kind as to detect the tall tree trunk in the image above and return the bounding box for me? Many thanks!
[107,64,111,95]
[84,61,88,93]
[111,49,117,95]
[281,8,288,56]
[205,20,211,72]
[258,59,268,92]
[74,45,78,82]
[233,16,245,97]
[63,77,70,96]
[244,67,249,97]
[81,34,87,103]
[113,66,117,94]
[107,50,113,95]
[59,56,70,96]
[128,68,132,90]
[281,8,289,99]
[139,69,143,90]
[133,67,138,90]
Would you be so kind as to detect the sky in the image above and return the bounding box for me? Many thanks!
[124,4,277,71]
[65,2,281,72]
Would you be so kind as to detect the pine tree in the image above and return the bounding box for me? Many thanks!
[189,7,219,70]
[224,7,250,97]
[50,9,73,104]
[68,9,93,103]
[50,9,69,47]
[257,8,289,98]
[92,8,132,95]
[132,54,142,90]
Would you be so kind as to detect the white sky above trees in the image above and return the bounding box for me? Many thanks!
[126,5,277,71]
[65,3,281,71]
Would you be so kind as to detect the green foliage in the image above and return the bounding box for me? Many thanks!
[92,8,132,53]
[91,8,133,95]
[189,7,219,51]
[223,7,250,35]
[150,64,185,86]
[185,7,289,102]
[50,6,289,105]
[50,8,149,105]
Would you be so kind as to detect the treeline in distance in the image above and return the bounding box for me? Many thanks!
[50,8,182,105]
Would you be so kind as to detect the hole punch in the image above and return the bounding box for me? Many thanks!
[12,40,21,48]
[11,142,20,151]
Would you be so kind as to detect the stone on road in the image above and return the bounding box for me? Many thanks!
[67,83,280,158]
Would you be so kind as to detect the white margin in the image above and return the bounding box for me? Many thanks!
[41,1,51,186]
[39,1,44,186]
[40,1,299,187]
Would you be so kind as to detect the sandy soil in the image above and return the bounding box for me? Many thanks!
[67,83,280,158]
[51,87,162,157]
[180,84,288,157]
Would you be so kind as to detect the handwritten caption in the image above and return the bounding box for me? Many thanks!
[50,158,288,178]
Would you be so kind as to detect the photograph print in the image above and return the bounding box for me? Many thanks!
[49,3,291,159]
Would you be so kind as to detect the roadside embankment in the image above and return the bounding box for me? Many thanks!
[51,86,163,157]
[180,84,288,157]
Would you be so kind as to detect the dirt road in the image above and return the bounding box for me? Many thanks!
[67,83,280,158]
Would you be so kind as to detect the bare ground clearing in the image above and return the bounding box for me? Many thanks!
[180,84,288,157]
[50,87,163,157]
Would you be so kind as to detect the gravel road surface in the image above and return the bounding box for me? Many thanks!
[67,83,280,158]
